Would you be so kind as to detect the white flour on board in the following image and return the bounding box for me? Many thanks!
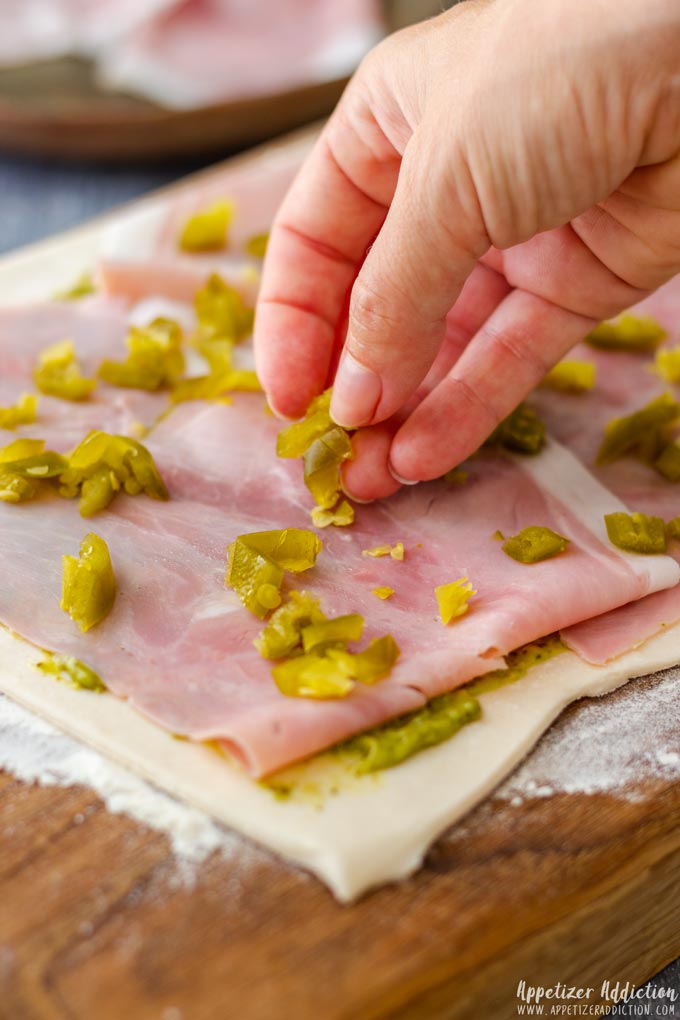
[0,691,245,882]
[1,665,679,874]
[497,666,680,805]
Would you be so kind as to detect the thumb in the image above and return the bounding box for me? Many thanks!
[329,131,487,429]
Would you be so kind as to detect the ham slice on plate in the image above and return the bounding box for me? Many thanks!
[0,0,177,67]
[98,136,312,305]
[1,374,677,776]
[528,276,680,663]
[97,0,384,109]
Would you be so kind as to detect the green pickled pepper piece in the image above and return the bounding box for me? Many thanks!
[34,340,96,401]
[0,471,35,503]
[194,273,254,343]
[272,654,355,699]
[276,389,334,459]
[38,654,106,692]
[586,313,667,353]
[60,431,168,517]
[667,517,680,543]
[301,613,364,654]
[502,526,570,564]
[226,541,285,619]
[0,392,38,428]
[326,635,401,685]
[487,404,546,455]
[654,441,680,482]
[604,512,667,554]
[596,393,680,466]
[179,200,234,253]
[303,427,353,508]
[254,591,327,659]
[98,318,185,391]
[61,532,117,632]
[542,360,596,393]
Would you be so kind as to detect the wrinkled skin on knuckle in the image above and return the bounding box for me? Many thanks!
[347,277,406,363]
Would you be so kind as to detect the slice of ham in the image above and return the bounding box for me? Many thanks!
[96,0,384,110]
[0,0,178,67]
[1,328,679,775]
[528,276,680,662]
[2,265,679,773]
[0,297,168,450]
[98,135,313,305]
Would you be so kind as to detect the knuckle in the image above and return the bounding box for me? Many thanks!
[490,324,552,379]
[348,278,402,358]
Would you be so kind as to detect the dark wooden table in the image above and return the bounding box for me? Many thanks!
[0,147,678,1015]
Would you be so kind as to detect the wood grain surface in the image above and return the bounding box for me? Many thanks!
[2,671,679,1020]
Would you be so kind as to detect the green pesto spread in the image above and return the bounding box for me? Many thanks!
[38,653,106,693]
[264,635,566,798]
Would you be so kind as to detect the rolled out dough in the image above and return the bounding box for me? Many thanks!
[1,145,679,902]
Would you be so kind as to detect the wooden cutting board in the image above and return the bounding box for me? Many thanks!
[1,667,679,1020]
[0,126,678,1019]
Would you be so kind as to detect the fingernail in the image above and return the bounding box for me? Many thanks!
[339,476,372,504]
[330,353,381,428]
[388,461,419,486]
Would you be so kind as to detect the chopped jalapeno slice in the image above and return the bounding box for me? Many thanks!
[34,340,96,401]
[502,526,570,564]
[54,272,96,301]
[99,318,184,391]
[596,393,680,466]
[59,430,168,517]
[667,517,680,543]
[301,613,364,653]
[435,577,476,624]
[326,635,400,684]
[179,200,234,252]
[655,345,680,383]
[254,591,327,659]
[276,389,334,459]
[486,404,546,455]
[272,654,355,699]
[61,532,116,632]
[226,529,322,619]
[246,232,269,258]
[303,427,353,509]
[586,313,666,353]
[311,500,355,528]
[0,392,38,428]
[604,511,667,554]
[194,273,254,343]
[654,441,680,482]
[542,360,596,393]
[38,654,106,692]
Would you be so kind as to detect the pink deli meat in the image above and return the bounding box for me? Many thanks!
[0,297,168,450]
[2,374,676,775]
[98,135,313,305]
[96,0,384,110]
[529,277,680,662]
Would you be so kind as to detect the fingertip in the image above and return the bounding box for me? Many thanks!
[340,425,402,502]
[330,352,382,429]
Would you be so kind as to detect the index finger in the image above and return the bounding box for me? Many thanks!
[254,105,400,419]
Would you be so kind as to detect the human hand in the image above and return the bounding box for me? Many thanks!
[254,0,680,500]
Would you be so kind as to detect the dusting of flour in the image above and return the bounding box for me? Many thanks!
[497,666,680,805]
[0,691,246,881]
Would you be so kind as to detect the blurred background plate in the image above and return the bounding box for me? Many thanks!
[0,1,443,162]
